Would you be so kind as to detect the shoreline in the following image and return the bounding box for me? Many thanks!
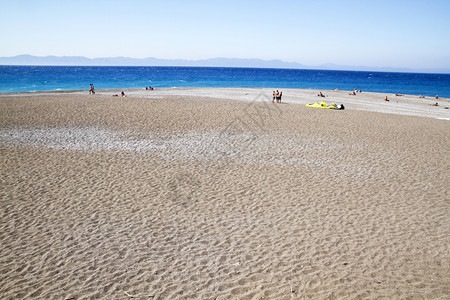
[2,87,449,120]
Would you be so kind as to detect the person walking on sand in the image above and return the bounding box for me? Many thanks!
[89,83,95,94]
[278,91,283,103]
[272,91,276,103]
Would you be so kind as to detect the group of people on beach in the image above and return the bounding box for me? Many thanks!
[87,84,444,109]
[272,90,283,103]
[349,87,362,95]
[89,83,126,97]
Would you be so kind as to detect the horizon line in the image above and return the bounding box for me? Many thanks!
[1,54,449,74]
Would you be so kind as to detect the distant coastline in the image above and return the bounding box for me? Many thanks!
[1,54,449,74]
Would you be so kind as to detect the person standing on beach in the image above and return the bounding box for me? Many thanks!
[272,91,276,103]
[89,83,95,94]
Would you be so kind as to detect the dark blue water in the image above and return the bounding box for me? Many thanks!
[1,65,449,97]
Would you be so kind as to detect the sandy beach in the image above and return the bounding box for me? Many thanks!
[1,88,449,299]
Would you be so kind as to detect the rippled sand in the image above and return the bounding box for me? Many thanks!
[1,89,449,299]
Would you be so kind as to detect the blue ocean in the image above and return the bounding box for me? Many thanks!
[1,65,449,98]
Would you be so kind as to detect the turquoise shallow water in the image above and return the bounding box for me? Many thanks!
[1,65,449,97]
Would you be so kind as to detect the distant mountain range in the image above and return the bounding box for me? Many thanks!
[1,54,449,73]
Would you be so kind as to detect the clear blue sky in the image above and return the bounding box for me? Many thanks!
[1,0,449,70]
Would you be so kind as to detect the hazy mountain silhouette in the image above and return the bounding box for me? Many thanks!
[1,55,448,73]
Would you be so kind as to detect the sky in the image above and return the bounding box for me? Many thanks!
[1,0,450,70]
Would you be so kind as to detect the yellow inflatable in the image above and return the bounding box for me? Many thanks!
[306,101,337,109]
